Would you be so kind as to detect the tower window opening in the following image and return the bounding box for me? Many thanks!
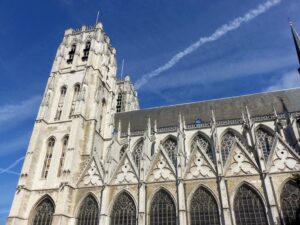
[55,86,67,121]
[58,135,68,177]
[69,84,81,118]
[82,41,91,61]
[116,93,123,113]
[67,44,76,64]
[42,137,55,178]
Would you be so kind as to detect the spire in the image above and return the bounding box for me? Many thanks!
[289,21,300,74]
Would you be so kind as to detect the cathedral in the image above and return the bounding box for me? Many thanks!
[5,21,300,225]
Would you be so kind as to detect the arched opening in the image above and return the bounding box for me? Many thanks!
[58,135,69,177]
[116,93,123,113]
[120,144,128,160]
[281,179,300,225]
[256,127,274,160]
[190,187,220,225]
[234,184,268,225]
[77,195,99,225]
[31,197,55,225]
[150,189,176,225]
[191,132,214,162]
[67,44,76,64]
[111,192,137,225]
[162,137,177,165]
[69,84,81,118]
[132,140,143,168]
[42,137,55,178]
[82,41,91,61]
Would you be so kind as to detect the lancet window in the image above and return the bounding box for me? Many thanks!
[256,127,274,159]
[116,93,123,113]
[281,179,300,225]
[54,86,67,121]
[82,41,91,61]
[162,137,177,165]
[42,137,55,178]
[191,133,214,162]
[120,144,128,160]
[77,195,99,225]
[150,190,176,225]
[111,192,137,225]
[151,142,156,156]
[58,135,68,177]
[67,44,76,64]
[190,187,220,225]
[31,198,54,225]
[132,140,143,168]
[234,184,268,225]
[221,131,246,163]
[69,84,81,118]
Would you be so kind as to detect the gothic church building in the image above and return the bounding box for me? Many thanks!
[6,21,300,225]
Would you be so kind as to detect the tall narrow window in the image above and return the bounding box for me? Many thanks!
[67,44,76,64]
[132,140,143,168]
[191,133,214,162]
[31,198,55,225]
[281,179,300,225]
[42,137,55,178]
[234,184,268,225]
[162,137,177,165]
[111,192,137,225]
[256,128,274,160]
[55,86,67,121]
[82,41,91,61]
[77,195,99,225]
[221,131,246,163]
[69,84,81,118]
[116,93,123,113]
[190,187,220,225]
[99,99,107,133]
[58,135,68,177]
[120,144,128,160]
[150,190,176,225]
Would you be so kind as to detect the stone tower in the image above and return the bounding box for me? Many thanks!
[6,22,138,225]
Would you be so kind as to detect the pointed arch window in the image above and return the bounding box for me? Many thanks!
[111,192,137,225]
[67,44,76,64]
[150,190,176,225]
[162,137,177,165]
[234,184,268,225]
[221,131,246,163]
[99,99,107,133]
[55,86,67,121]
[190,187,220,225]
[116,93,123,113]
[69,83,81,118]
[132,140,143,168]
[120,144,128,160]
[281,179,300,225]
[151,142,156,156]
[77,195,99,225]
[82,41,91,61]
[256,128,274,159]
[31,198,55,225]
[42,137,55,178]
[191,133,214,162]
[58,135,68,177]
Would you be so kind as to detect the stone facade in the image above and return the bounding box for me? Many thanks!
[6,22,300,225]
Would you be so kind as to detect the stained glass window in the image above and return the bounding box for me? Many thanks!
[190,187,220,225]
[281,179,300,225]
[191,133,214,162]
[234,184,268,225]
[32,198,54,225]
[150,190,176,225]
[77,195,99,225]
[163,138,177,165]
[256,128,274,160]
[111,192,136,225]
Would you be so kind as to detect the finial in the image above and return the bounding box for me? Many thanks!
[95,11,100,25]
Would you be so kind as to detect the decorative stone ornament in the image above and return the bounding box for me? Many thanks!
[83,161,102,186]
[114,158,138,184]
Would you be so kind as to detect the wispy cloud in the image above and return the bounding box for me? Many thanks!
[266,70,300,91]
[0,156,24,175]
[134,0,282,89]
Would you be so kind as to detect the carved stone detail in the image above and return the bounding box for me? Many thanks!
[82,161,102,186]
[114,158,138,184]
[186,150,215,178]
[148,155,175,182]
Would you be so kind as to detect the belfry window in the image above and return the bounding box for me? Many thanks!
[162,137,177,165]
[111,192,137,225]
[82,41,91,61]
[42,137,55,178]
[69,84,81,118]
[234,184,268,225]
[256,128,274,160]
[31,198,54,225]
[132,140,143,168]
[280,179,300,224]
[58,135,68,177]
[190,187,220,225]
[116,93,123,113]
[67,44,76,64]
[150,190,176,225]
[55,86,67,121]
[77,195,99,225]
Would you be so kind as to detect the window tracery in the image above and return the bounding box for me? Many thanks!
[58,135,68,177]
[116,93,123,113]
[67,44,76,64]
[234,184,268,225]
[281,179,300,225]
[77,195,99,225]
[221,131,246,163]
[190,187,220,225]
[69,84,81,118]
[132,141,143,167]
[191,134,214,162]
[150,190,176,225]
[42,137,55,178]
[32,198,54,225]
[162,138,177,165]
[120,144,128,160]
[256,128,274,159]
[55,86,67,121]
[111,192,137,225]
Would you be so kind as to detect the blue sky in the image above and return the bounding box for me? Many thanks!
[0,0,300,224]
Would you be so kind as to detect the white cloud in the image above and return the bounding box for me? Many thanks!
[266,70,300,91]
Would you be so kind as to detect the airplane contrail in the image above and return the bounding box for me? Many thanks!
[0,156,25,175]
[134,0,282,89]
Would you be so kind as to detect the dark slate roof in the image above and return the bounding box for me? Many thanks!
[115,88,300,132]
